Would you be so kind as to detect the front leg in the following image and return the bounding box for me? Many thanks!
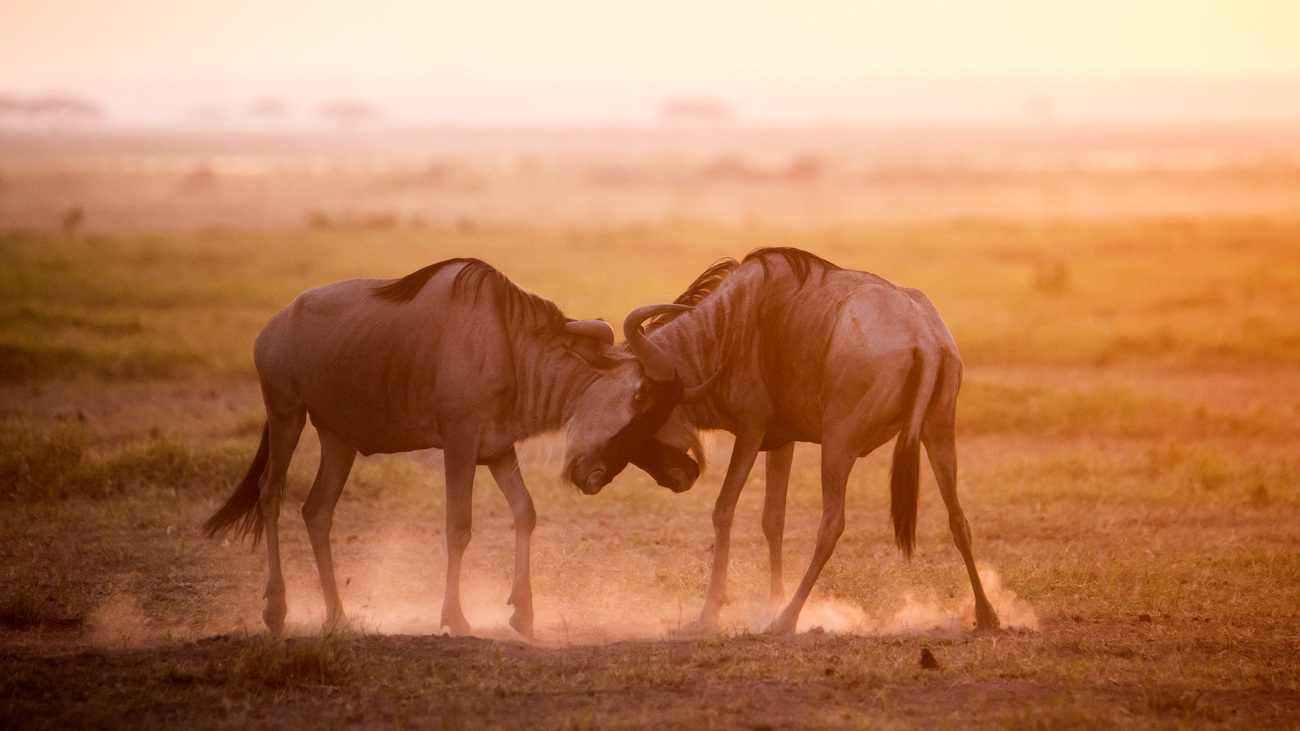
[440,443,477,636]
[693,428,765,632]
[767,436,855,634]
[488,448,536,640]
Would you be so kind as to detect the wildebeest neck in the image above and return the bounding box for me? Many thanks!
[639,250,841,432]
[510,333,606,438]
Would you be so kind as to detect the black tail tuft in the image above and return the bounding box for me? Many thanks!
[202,422,270,547]
[889,349,938,560]
[889,424,921,559]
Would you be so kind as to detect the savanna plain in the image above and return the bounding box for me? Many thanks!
[2,134,1300,729]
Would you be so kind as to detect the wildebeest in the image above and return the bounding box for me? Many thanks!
[574,248,1000,634]
[203,258,704,639]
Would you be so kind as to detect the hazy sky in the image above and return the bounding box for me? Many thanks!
[4,1,1300,124]
[6,0,1300,81]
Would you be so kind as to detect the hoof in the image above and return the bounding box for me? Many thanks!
[263,583,287,636]
[322,611,347,636]
[669,618,719,638]
[443,621,473,637]
[764,612,798,635]
[509,610,534,641]
[262,607,286,637]
[441,611,472,637]
[975,601,1000,632]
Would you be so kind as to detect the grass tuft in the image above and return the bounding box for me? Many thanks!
[230,636,355,688]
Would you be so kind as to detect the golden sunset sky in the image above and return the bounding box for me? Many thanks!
[4,1,1299,124]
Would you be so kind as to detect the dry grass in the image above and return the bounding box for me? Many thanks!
[2,220,1299,727]
[2,219,1298,382]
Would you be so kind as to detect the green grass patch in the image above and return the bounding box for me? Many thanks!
[0,341,205,381]
[0,426,249,502]
[3,220,1300,381]
[957,381,1272,439]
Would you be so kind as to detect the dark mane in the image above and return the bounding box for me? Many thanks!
[644,248,839,332]
[372,258,567,335]
[644,257,740,333]
[743,247,841,285]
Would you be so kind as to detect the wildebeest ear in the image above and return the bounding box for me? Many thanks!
[563,342,621,369]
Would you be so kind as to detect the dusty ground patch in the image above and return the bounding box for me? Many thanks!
[4,631,1298,729]
[3,367,1298,728]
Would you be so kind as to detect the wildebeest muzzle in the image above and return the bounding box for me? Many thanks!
[569,377,698,495]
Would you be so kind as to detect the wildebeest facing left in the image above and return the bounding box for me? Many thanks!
[203,258,705,639]
[570,248,1001,634]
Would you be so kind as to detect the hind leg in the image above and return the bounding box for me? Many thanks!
[261,406,306,635]
[439,441,477,635]
[761,443,794,612]
[924,419,999,631]
[301,426,356,633]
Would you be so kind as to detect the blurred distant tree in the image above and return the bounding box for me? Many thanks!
[28,95,101,121]
[0,93,102,129]
[249,96,288,118]
[660,97,732,127]
[785,154,824,181]
[318,99,380,128]
[188,104,227,126]
[29,95,102,129]
[61,205,84,237]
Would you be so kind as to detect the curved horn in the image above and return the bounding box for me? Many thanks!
[682,359,728,403]
[623,304,690,383]
[564,319,615,345]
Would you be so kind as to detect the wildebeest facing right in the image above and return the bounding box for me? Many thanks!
[203,258,707,640]
[572,248,1001,634]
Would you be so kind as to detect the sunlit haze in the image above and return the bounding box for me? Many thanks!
[4,0,1300,125]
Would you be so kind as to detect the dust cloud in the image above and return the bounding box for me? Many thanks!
[795,566,1039,636]
[87,590,153,647]
[257,538,1038,645]
[81,513,1036,646]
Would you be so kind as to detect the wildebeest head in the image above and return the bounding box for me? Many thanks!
[563,305,716,495]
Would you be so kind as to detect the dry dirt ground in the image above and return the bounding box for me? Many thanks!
[2,217,1299,727]
[3,365,1299,729]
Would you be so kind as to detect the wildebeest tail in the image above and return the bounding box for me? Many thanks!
[202,421,270,546]
[890,348,940,559]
